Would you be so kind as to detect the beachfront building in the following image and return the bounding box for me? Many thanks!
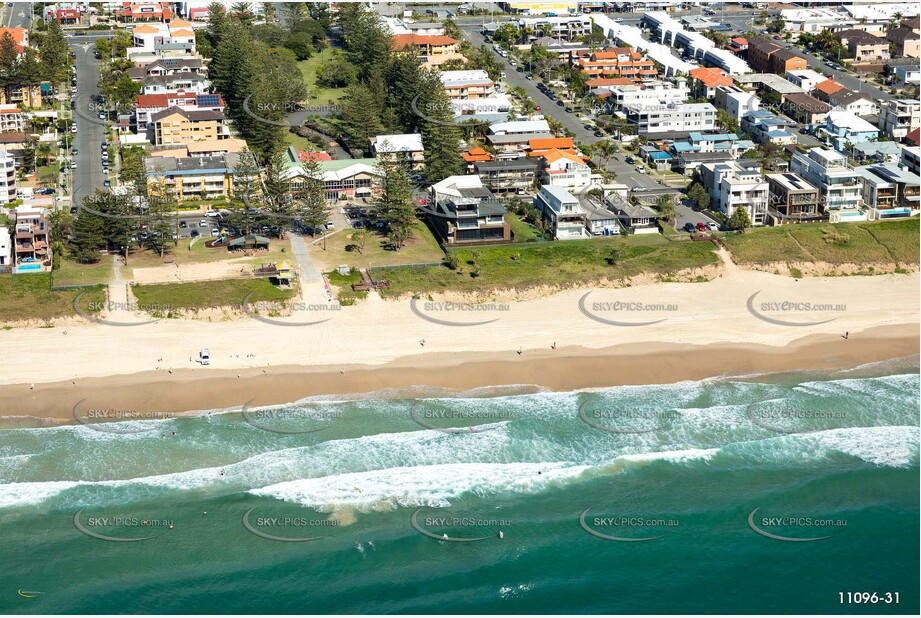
[856,163,921,220]
[13,206,49,272]
[129,20,196,54]
[0,226,11,272]
[369,134,424,171]
[427,175,510,245]
[537,149,593,189]
[0,151,16,204]
[281,148,382,202]
[534,185,590,240]
[439,70,495,100]
[516,14,592,41]
[790,148,865,222]
[766,172,823,225]
[699,161,769,226]
[579,195,621,236]
[473,158,540,197]
[0,104,26,132]
[606,193,660,234]
[140,72,210,95]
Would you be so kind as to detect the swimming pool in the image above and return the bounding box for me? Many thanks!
[15,263,42,272]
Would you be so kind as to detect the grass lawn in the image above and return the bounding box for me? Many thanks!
[285,131,322,152]
[723,219,920,266]
[375,233,718,298]
[308,220,444,271]
[0,274,105,325]
[131,278,295,314]
[297,47,348,107]
[126,237,294,272]
[325,268,367,305]
[53,258,112,287]
[506,212,541,242]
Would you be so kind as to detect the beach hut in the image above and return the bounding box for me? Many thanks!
[274,260,293,284]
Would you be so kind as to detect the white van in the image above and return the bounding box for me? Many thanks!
[198,348,210,365]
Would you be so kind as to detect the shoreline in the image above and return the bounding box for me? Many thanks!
[3,323,917,423]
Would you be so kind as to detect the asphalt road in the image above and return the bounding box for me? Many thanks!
[3,1,31,27]
[458,24,662,190]
[69,40,108,208]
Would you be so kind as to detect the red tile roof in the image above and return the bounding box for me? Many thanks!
[296,150,333,162]
[391,34,457,49]
[815,79,845,95]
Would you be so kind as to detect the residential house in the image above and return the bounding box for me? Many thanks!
[473,158,540,196]
[462,147,493,171]
[369,133,424,171]
[852,141,903,164]
[13,205,49,271]
[149,107,227,145]
[689,67,734,100]
[790,148,865,221]
[856,163,921,220]
[813,79,846,103]
[766,172,823,224]
[699,160,770,225]
[534,185,590,239]
[145,152,249,201]
[141,72,210,94]
[390,34,465,69]
[606,193,659,234]
[826,90,877,117]
[887,27,920,59]
[785,69,826,93]
[714,85,759,122]
[129,20,196,54]
[489,120,551,136]
[835,29,889,63]
[728,37,748,55]
[517,14,592,41]
[746,37,808,75]
[741,110,797,145]
[528,137,577,158]
[781,92,831,126]
[134,91,224,131]
[127,58,206,81]
[0,133,32,165]
[878,99,920,140]
[427,175,510,245]
[892,65,920,88]
[639,144,673,171]
[487,131,555,153]
[579,195,621,235]
[0,27,28,52]
[816,111,879,152]
[537,149,593,189]
[733,73,805,104]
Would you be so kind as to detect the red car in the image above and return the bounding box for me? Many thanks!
[696,222,707,232]
[535,105,541,110]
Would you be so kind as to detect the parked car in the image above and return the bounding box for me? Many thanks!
[210,228,220,237]
[565,107,573,113]
[684,222,696,233]
[71,148,78,156]
[199,220,208,227]
[70,206,78,214]
[696,222,707,232]
[556,100,564,106]
[179,221,187,228]
[205,210,221,218]
[706,221,719,231]
[70,161,77,169]
[594,130,603,137]
[103,179,110,187]
[534,105,541,111]
[198,348,210,365]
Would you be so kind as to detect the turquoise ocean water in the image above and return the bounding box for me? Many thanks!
[0,357,918,614]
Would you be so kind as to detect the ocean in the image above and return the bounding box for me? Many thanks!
[1,358,918,614]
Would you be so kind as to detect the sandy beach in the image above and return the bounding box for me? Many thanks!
[1,258,918,420]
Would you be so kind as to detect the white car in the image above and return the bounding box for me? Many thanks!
[210,228,220,237]
[71,125,77,133]
[71,161,77,169]
[205,210,221,217]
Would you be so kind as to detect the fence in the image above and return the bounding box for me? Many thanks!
[369,262,444,273]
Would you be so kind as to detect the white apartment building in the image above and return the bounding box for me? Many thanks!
[439,70,496,100]
[714,85,759,122]
[0,151,16,204]
[534,185,590,239]
[785,69,825,93]
[900,146,920,175]
[517,14,593,41]
[699,161,769,226]
[877,99,920,140]
[597,79,689,112]
[790,148,865,221]
[0,105,26,133]
[628,102,718,135]
[0,226,11,270]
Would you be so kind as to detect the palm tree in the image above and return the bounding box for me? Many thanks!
[593,139,618,169]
